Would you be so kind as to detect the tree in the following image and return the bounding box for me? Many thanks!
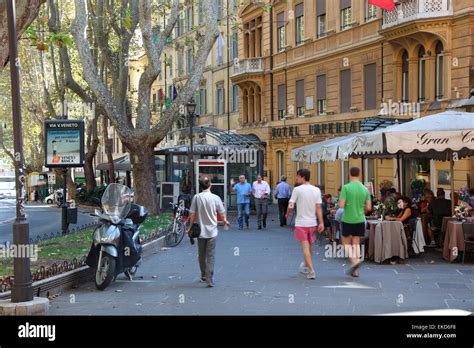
[0,0,45,72]
[71,0,219,214]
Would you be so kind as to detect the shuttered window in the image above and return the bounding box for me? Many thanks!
[364,63,377,110]
[340,69,351,113]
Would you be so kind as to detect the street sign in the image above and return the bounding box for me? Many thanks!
[44,120,85,168]
[47,173,56,184]
[74,177,86,183]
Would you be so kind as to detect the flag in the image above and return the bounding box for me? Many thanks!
[368,0,395,11]
[172,85,178,101]
[165,96,171,110]
[158,88,165,106]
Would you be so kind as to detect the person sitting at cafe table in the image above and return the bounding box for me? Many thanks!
[427,188,452,247]
[419,189,434,244]
[386,197,413,224]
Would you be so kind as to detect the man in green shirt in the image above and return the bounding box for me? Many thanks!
[339,167,372,278]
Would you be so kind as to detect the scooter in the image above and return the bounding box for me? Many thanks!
[86,183,148,290]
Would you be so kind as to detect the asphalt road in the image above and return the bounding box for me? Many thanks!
[0,199,97,243]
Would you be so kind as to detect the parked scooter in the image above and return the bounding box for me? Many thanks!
[86,183,148,290]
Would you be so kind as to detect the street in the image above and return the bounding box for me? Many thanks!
[49,208,474,315]
[0,199,97,243]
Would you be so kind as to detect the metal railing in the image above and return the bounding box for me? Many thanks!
[382,0,452,29]
[232,58,264,77]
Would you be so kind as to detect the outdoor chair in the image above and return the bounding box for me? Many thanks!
[461,222,474,264]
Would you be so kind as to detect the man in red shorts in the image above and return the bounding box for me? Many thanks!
[286,169,324,280]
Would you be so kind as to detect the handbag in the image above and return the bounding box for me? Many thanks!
[189,195,202,244]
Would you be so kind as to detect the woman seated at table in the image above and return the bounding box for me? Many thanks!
[386,197,414,228]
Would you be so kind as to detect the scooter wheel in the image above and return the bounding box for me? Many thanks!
[95,253,116,290]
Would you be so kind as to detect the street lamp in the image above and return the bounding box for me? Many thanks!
[6,0,33,302]
[186,99,197,195]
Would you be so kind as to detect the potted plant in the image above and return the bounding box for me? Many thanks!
[410,178,426,199]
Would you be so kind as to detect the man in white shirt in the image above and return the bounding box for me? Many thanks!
[188,177,229,287]
[252,175,271,230]
[286,169,324,280]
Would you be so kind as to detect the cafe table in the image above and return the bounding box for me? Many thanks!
[440,217,457,246]
[367,220,409,263]
[442,220,474,262]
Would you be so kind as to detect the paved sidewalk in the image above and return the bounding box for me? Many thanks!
[49,207,474,315]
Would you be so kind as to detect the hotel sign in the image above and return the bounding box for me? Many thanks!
[272,126,300,138]
[309,121,361,135]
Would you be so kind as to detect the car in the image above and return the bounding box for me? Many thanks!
[44,189,64,205]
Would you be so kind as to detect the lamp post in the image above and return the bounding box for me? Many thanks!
[7,0,33,302]
[187,99,197,195]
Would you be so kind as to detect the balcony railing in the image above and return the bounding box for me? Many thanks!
[232,58,264,77]
[382,0,452,29]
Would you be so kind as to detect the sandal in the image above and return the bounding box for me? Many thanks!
[350,262,361,278]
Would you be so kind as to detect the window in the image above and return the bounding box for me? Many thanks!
[401,50,409,102]
[364,63,377,110]
[178,50,184,77]
[230,31,239,60]
[435,42,445,100]
[217,0,223,20]
[340,0,352,31]
[295,3,304,46]
[277,151,285,179]
[186,6,194,32]
[152,93,157,112]
[277,12,286,52]
[317,0,326,38]
[278,84,286,119]
[340,69,351,113]
[197,88,207,116]
[418,46,426,102]
[168,59,173,78]
[176,14,184,36]
[316,75,327,115]
[296,79,305,117]
[216,84,225,115]
[198,0,203,24]
[231,84,239,112]
[186,49,194,74]
[365,0,377,21]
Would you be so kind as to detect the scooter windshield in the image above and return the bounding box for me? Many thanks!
[101,183,133,222]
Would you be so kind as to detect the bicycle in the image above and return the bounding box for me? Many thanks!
[165,202,189,247]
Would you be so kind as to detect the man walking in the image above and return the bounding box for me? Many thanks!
[338,167,371,278]
[286,169,324,280]
[230,175,252,229]
[275,176,292,227]
[252,175,271,230]
[188,177,229,287]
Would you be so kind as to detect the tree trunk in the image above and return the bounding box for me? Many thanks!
[84,114,99,193]
[131,145,158,215]
[102,115,115,184]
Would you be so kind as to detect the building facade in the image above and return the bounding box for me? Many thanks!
[233,0,474,197]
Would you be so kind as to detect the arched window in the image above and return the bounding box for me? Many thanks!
[418,46,426,102]
[435,42,445,100]
[401,50,409,102]
[277,151,285,179]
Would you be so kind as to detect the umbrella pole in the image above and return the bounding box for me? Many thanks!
[361,156,365,183]
[450,152,455,215]
[396,153,402,194]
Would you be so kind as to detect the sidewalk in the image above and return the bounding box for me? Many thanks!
[49,207,474,315]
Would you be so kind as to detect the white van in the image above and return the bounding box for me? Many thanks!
[0,176,15,199]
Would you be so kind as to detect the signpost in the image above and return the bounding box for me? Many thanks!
[44,120,85,234]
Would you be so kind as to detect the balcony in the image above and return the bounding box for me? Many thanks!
[232,58,264,78]
[382,0,452,30]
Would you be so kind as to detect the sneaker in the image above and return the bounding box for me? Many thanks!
[427,241,437,248]
[263,222,266,228]
[257,226,262,230]
[299,262,310,274]
[206,280,215,287]
[307,272,316,280]
[200,277,206,283]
